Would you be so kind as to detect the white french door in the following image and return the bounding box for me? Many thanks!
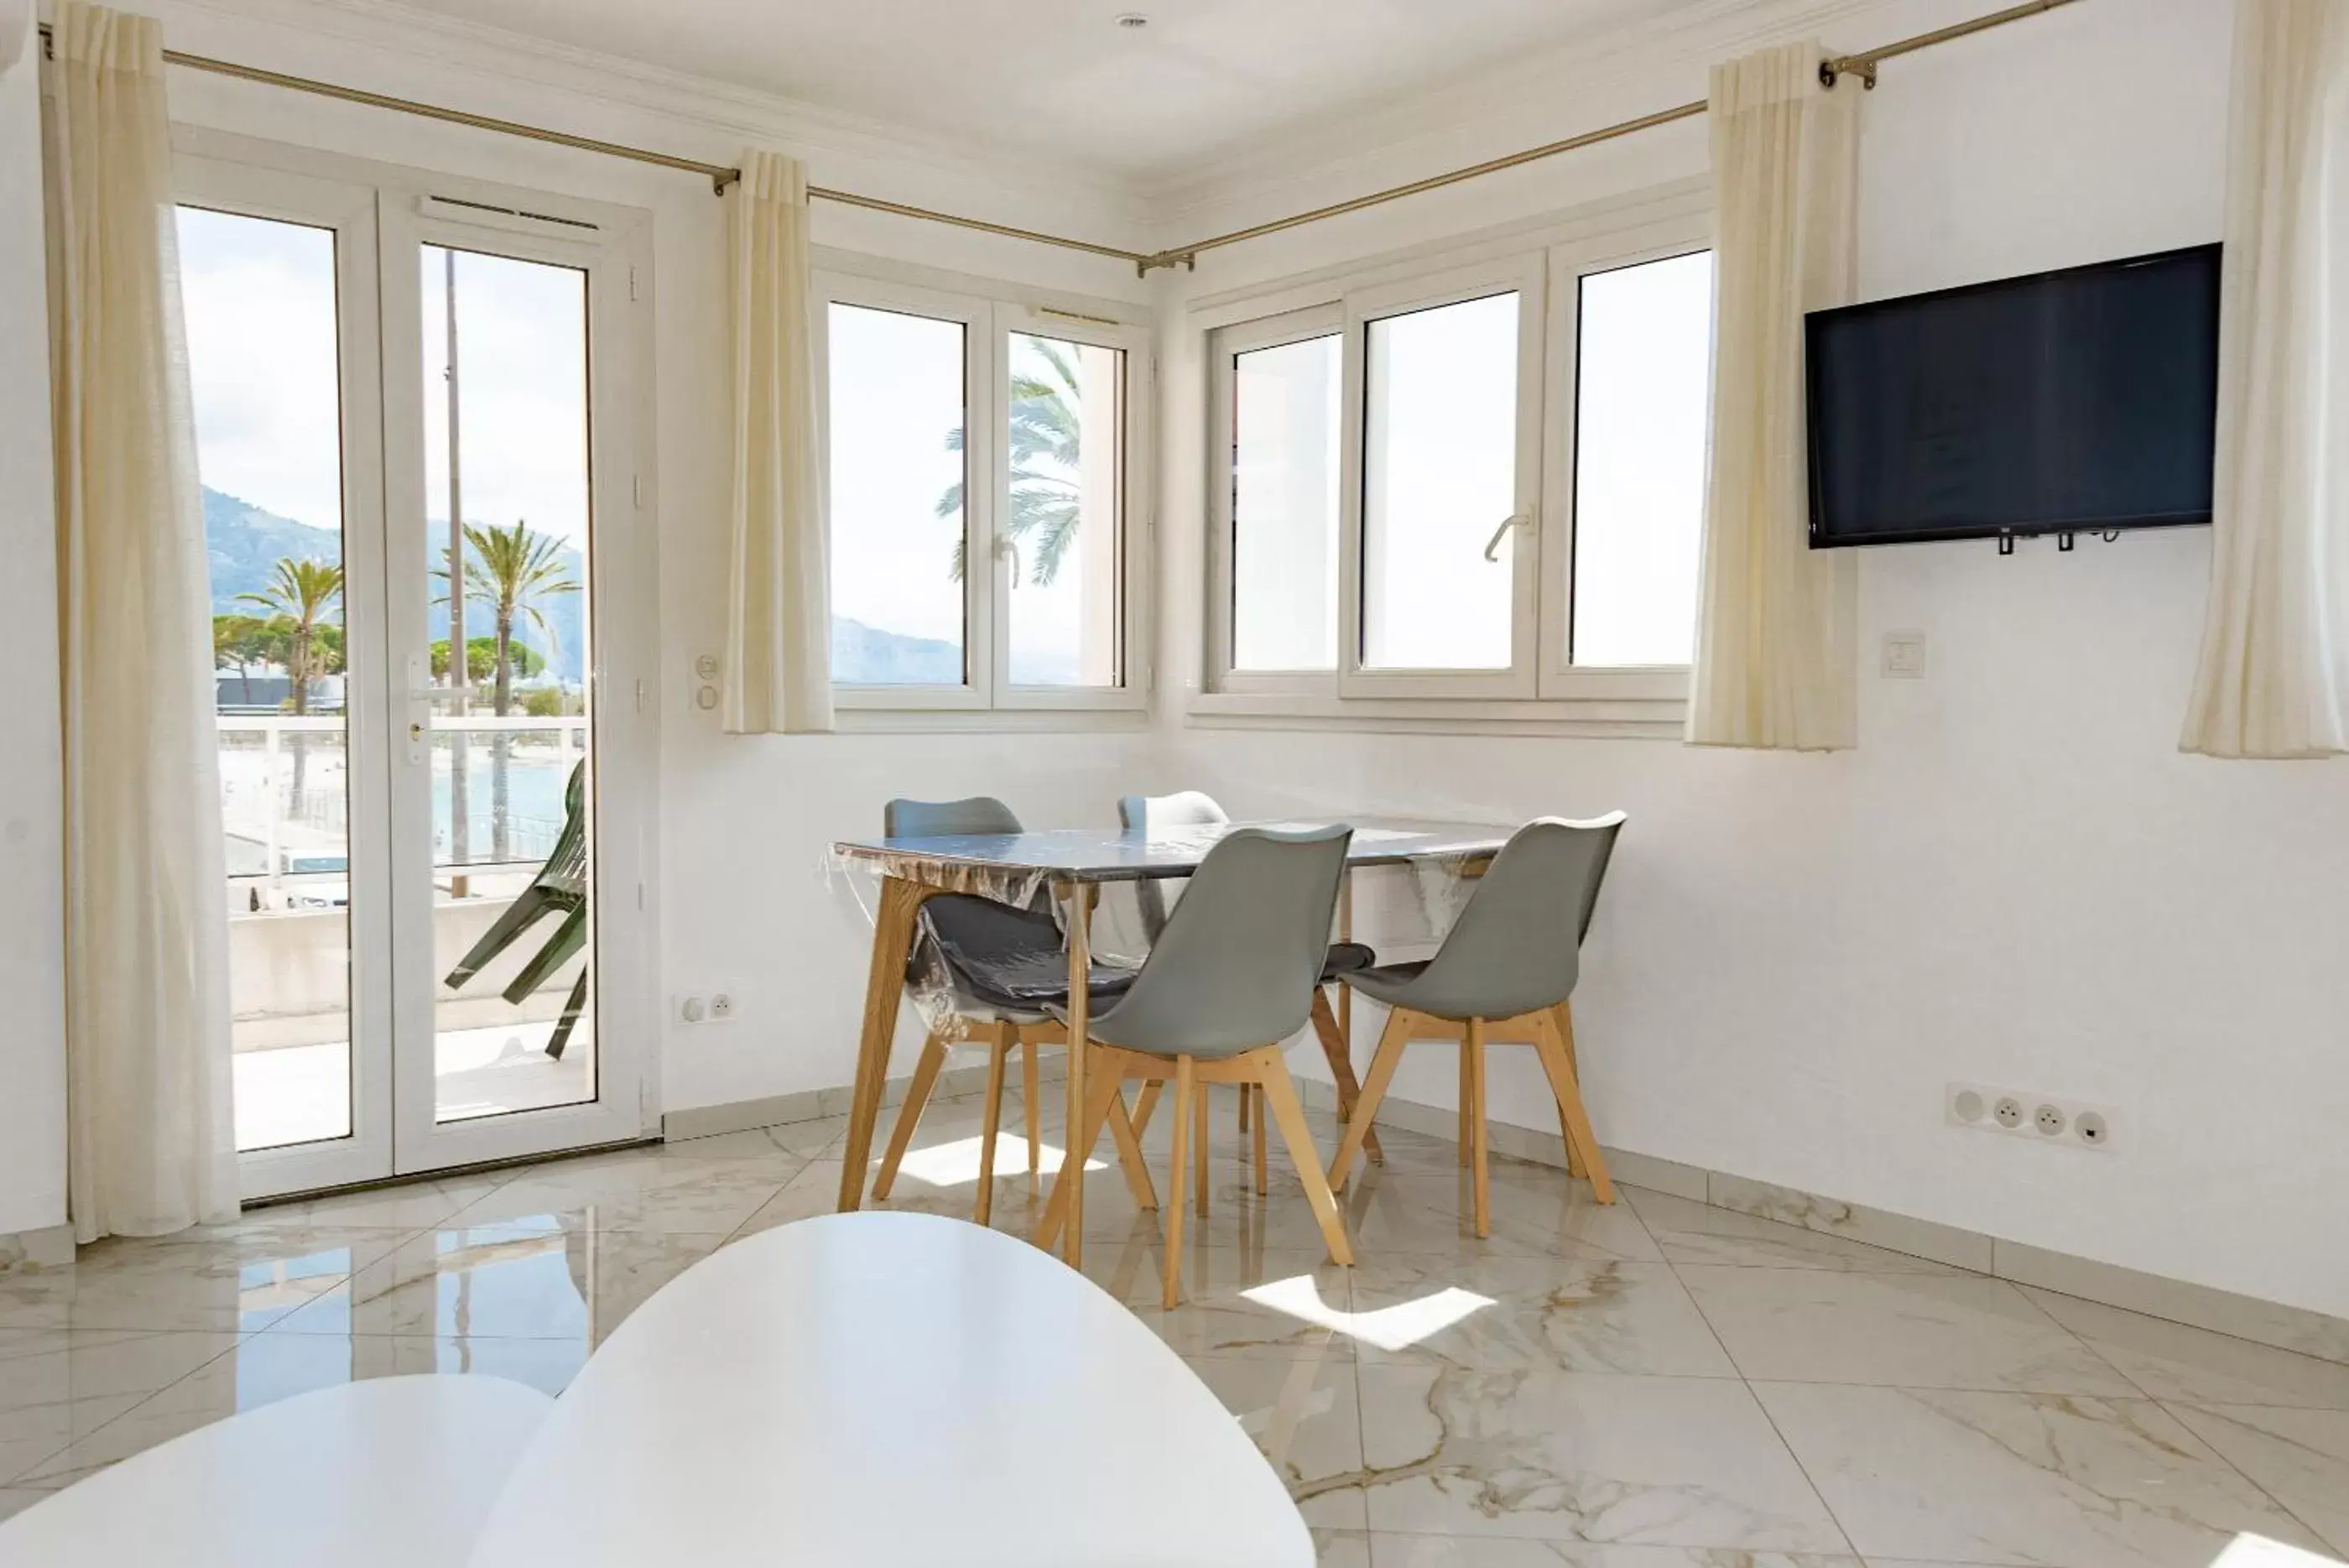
[178,143,656,1200]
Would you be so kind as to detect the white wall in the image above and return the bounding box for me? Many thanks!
[1158,0,2349,1321]
[0,46,67,1238]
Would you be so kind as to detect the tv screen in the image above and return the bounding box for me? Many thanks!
[1805,244,2221,548]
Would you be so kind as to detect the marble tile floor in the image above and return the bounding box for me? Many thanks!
[0,1084,2344,1568]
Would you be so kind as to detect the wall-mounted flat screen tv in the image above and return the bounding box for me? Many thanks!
[1806,243,2221,548]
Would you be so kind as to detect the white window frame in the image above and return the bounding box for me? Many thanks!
[816,273,993,712]
[1196,180,1711,736]
[818,268,1152,717]
[1206,303,1344,697]
[1341,253,1547,701]
[1539,211,1715,703]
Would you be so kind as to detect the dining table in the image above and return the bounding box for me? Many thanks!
[829,815,1513,1263]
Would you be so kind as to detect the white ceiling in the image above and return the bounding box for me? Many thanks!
[386,0,1698,185]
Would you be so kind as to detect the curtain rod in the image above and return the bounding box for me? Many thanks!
[42,0,2076,278]
[35,23,1159,268]
[1135,0,2081,273]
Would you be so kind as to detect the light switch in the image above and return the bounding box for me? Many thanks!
[695,653,721,680]
[1881,630,1927,679]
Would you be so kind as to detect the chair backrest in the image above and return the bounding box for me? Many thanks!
[1402,813,1626,1022]
[1087,826,1350,1059]
[1116,791,1228,833]
[1116,791,1230,941]
[883,797,1023,838]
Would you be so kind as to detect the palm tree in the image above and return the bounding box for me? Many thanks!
[940,338,1087,586]
[451,521,578,717]
[211,613,272,707]
[443,520,578,862]
[237,557,343,715]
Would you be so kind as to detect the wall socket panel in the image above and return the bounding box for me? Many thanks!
[1947,1081,2116,1152]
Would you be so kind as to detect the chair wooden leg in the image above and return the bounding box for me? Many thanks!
[1548,1002,1586,1178]
[976,1028,1008,1227]
[1329,1008,1410,1190]
[1195,1086,1211,1217]
[874,1030,950,1201]
[1534,1005,1615,1204]
[1022,1034,1041,1175]
[1238,1080,1250,1135]
[1034,1048,1125,1253]
[1165,1057,1195,1309]
[1310,987,1383,1164]
[1458,1042,1472,1167]
[1257,1050,1353,1268]
[1466,1016,1491,1240]
[1105,1085,1159,1211]
[1129,1081,1162,1143]
[1252,1085,1268,1196]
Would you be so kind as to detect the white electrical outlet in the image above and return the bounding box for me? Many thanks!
[709,993,736,1022]
[679,995,706,1024]
[1947,1081,2116,1152]
[1880,630,1928,679]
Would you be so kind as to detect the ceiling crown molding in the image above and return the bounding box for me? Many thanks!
[1140,0,1897,239]
[151,0,1157,232]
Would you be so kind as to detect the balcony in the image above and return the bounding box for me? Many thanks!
[220,715,597,1152]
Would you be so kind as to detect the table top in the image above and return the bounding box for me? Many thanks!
[466,1211,1313,1568]
[833,815,1513,883]
[0,1376,552,1568]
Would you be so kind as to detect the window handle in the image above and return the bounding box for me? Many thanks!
[1482,512,1531,563]
[994,534,1022,582]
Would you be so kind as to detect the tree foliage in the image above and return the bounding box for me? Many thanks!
[234,557,343,713]
[435,520,579,716]
[940,336,1090,586]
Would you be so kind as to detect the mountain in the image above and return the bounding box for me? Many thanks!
[202,486,585,685]
[206,486,973,689]
[830,617,961,685]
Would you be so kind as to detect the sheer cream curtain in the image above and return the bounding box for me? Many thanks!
[722,148,833,734]
[1687,41,1860,752]
[45,0,238,1240]
[2180,0,2349,759]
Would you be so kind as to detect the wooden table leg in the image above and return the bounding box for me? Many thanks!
[1310,990,1383,1166]
[838,876,931,1211]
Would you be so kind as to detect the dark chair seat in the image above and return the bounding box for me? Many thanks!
[1320,941,1377,985]
[919,893,1138,1018]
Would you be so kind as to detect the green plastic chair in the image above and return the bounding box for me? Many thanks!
[443,760,589,1060]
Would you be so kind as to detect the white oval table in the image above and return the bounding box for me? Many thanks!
[0,1374,552,1568]
[466,1211,1314,1568]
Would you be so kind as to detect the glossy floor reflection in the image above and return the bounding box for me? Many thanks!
[2,1086,2346,1568]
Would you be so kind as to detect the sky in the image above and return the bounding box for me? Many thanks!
[176,206,595,583]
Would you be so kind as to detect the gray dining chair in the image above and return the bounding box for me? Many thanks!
[1037,826,1358,1307]
[1326,813,1626,1237]
[1116,790,1385,1181]
[872,797,1146,1226]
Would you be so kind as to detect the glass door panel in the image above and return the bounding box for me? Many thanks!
[417,243,597,1128]
[180,206,360,1157]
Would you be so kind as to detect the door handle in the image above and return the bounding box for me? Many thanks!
[1482,512,1532,563]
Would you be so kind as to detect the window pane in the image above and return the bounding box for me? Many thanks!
[420,245,599,1125]
[1231,335,1341,671]
[1362,292,1519,670]
[1005,332,1122,687]
[179,206,357,1154]
[1571,251,1714,667]
[827,304,967,685]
